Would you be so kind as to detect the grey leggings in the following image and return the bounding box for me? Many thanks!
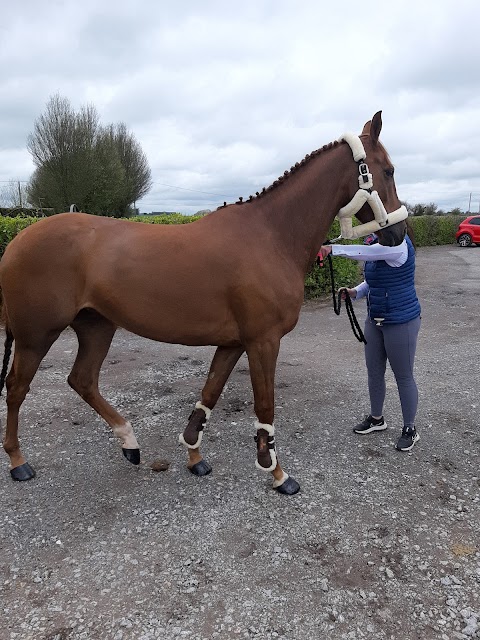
[364,316,421,428]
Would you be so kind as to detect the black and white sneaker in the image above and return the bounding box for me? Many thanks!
[353,414,387,435]
[395,426,420,451]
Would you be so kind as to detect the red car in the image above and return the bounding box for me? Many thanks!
[456,215,480,247]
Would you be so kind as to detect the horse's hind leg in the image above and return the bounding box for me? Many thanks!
[180,345,244,476]
[4,334,60,480]
[67,310,140,465]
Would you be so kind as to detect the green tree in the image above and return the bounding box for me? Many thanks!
[27,94,151,216]
[102,123,152,215]
[410,202,438,216]
[424,202,438,216]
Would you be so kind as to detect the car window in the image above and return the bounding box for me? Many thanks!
[469,217,480,225]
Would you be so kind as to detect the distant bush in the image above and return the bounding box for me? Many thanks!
[0,216,38,256]
[0,207,44,218]
[131,214,202,225]
[407,214,466,246]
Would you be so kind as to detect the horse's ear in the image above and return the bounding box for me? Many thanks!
[361,120,371,136]
[370,111,382,144]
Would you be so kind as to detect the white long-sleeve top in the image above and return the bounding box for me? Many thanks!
[330,240,408,300]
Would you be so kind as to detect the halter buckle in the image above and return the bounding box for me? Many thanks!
[357,162,373,190]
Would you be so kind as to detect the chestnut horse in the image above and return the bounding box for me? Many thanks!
[0,112,404,494]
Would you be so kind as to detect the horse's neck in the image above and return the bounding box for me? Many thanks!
[257,142,352,272]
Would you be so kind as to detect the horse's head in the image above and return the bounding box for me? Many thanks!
[336,111,407,245]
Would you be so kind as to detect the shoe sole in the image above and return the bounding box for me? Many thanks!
[353,423,387,435]
[396,432,420,451]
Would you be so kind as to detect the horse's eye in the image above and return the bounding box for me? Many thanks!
[385,168,395,178]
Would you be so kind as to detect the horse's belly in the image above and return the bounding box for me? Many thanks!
[90,294,242,347]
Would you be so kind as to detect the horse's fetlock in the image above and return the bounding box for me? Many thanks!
[3,440,19,456]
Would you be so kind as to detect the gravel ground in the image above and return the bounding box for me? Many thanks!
[1,244,479,640]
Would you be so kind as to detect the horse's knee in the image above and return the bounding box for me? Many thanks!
[5,385,30,409]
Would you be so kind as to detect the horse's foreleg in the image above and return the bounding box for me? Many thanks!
[247,338,300,495]
[180,345,244,476]
[68,311,140,465]
[4,337,59,481]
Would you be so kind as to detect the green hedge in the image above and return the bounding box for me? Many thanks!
[132,214,203,225]
[0,213,467,299]
[304,219,360,299]
[0,216,38,256]
[407,214,467,246]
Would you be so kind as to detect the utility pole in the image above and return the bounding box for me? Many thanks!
[18,181,23,209]
[468,192,472,212]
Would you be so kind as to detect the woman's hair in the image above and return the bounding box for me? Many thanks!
[376,220,407,247]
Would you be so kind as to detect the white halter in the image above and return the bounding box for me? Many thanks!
[334,133,408,240]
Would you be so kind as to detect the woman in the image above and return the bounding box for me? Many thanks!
[318,222,421,451]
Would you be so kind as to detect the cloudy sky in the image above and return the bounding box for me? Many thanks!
[1,0,479,214]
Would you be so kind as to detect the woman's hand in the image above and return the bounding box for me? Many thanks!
[317,245,332,260]
[339,287,357,300]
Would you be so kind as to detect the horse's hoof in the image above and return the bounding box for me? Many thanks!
[275,476,300,495]
[122,448,140,465]
[10,462,36,482]
[189,460,212,476]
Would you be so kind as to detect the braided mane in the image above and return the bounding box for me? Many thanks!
[220,139,342,208]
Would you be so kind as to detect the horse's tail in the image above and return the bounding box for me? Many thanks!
[0,304,13,397]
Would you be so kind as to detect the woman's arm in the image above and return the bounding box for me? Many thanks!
[353,281,369,300]
[318,240,407,267]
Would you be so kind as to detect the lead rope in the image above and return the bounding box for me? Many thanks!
[326,254,367,344]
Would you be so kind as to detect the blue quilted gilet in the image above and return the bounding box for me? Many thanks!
[364,236,421,324]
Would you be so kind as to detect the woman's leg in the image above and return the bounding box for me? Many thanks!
[363,319,387,418]
[382,317,421,428]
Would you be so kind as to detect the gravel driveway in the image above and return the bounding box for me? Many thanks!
[1,244,479,640]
